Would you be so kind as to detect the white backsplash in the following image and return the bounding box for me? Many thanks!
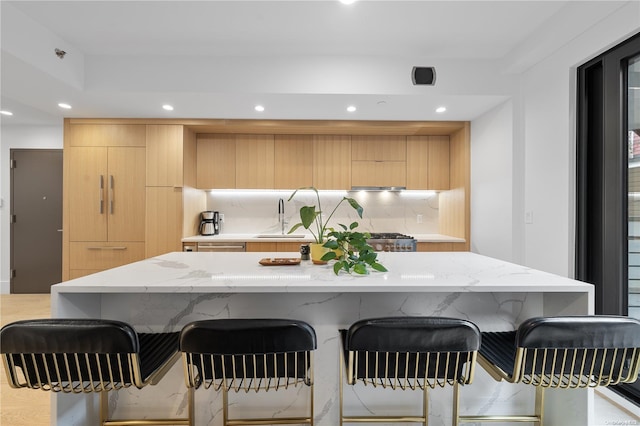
[205,190,440,235]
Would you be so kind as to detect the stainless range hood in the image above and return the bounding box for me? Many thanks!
[351,186,406,191]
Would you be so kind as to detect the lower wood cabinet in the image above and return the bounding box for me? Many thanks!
[69,242,145,275]
[246,242,306,252]
[416,242,467,252]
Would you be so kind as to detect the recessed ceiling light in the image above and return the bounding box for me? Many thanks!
[162,104,174,111]
[0,110,13,116]
[436,106,447,113]
[347,105,357,112]
[340,0,357,4]
[254,105,265,112]
[58,103,72,109]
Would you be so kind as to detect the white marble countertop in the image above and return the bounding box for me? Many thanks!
[52,251,591,294]
[181,233,466,243]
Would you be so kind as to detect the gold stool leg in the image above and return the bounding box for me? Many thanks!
[423,385,429,426]
[339,350,344,426]
[100,391,109,426]
[188,386,195,426]
[452,382,460,426]
[223,385,229,426]
[535,387,545,426]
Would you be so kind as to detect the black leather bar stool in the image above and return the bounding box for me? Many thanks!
[0,318,192,426]
[459,315,640,425]
[339,316,481,426]
[180,318,317,426]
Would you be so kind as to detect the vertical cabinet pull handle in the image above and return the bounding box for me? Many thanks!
[109,175,114,214]
[99,175,104,214]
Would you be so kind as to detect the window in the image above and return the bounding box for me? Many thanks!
[576,32,640,403]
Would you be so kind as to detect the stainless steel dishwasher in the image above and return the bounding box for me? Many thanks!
[196,242,246,252]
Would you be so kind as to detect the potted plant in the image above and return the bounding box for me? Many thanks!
[287,187,364,263]
[321,222,388,275]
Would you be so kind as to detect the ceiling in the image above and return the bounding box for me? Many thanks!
[0,1,633,126]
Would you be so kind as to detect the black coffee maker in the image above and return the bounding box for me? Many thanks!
[199,211,220,235]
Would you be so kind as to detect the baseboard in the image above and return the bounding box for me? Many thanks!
[1,279,9,294]
[595,388,640,420]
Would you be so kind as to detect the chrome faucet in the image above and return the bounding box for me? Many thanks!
[278,198,285,234]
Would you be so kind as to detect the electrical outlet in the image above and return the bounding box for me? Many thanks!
[417,214,423,223]
[525,211,533,224]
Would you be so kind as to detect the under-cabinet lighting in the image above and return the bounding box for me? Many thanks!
[0,110,13,116]
[347,105,357,112]
[339,0,357,4]
[208,189,349,197]
[254,105,265,112]
[435,106,447,113]
[399,191,437,198]
[58,103,71,109]
[162,104,174,111]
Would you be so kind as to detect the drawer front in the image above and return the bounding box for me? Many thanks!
[70,242,145,270]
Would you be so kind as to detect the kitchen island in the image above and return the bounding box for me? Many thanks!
[51,251,594,426]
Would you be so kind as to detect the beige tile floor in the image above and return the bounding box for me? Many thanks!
[0,294,638,426]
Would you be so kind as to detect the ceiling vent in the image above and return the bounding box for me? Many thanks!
[412,66,436,85]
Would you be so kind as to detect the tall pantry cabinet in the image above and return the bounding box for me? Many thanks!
[64,122,146,279]
[63,121,203,280]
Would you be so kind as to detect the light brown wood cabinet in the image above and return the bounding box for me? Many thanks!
[146,125,202,258]
[313,135,351,189]
[274,135,313,189]
[236,134,275,189]
[246,241,305,252]
[64,123,146,279]
[68,146,146,242]
[406,136,450,190]
[351,135,407,188]
[196,134,236,188]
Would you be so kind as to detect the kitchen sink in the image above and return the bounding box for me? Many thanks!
[256,234,307,238]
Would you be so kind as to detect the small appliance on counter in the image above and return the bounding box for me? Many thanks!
[199,211,220,236]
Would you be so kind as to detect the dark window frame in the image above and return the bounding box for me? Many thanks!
[576,31,640,404]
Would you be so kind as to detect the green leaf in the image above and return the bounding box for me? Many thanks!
[288,222,304,233]
[349,221,359,230]
[323,240,339,249]
[353,263,368,274]
[321,251,337,261]
[299,205,319,229]
[346,198,364,218]
[338,223,348,231]
[333,262,343,275]
[371,262,388,272]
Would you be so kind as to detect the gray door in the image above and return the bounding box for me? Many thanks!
[10,149,63,293]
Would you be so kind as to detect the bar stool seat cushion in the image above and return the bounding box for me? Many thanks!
[341,317,481,382]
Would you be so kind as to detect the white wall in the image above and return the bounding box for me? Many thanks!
[471,100,514,262]
[0,124,63,293]
[514,1,640,277]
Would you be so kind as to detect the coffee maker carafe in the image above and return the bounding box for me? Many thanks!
[199,211,219,236]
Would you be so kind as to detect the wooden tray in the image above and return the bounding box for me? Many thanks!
[259,258,301,266]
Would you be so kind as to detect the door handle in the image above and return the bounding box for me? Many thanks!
[87,246,127,250]
[99,175,104,214]
[109,175,114,214]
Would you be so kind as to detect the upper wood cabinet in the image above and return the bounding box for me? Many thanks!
[351,135,406,161]
[235,134,275,189]
[351,135,406,188]
[68,146,146,242]
[313,135,351,189]
[406,136,450,190]
[68,124,146,147]
[274,135,313,189]
[146,125,184,187]
[197,134,236,188]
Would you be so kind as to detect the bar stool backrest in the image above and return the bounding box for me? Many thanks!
[342,317,481,390]
[512,316,640,388]
[180,319,317,392]
[1,319,142,393]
